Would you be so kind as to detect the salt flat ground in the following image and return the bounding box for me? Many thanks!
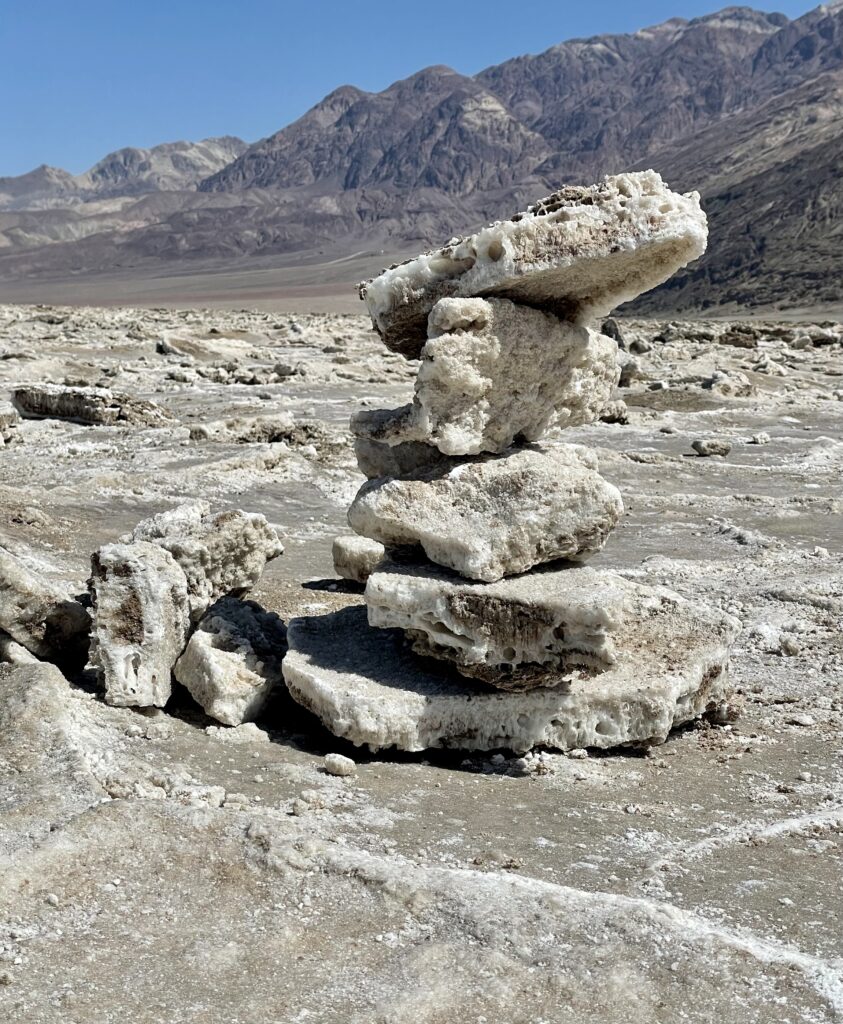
[0,304,841,1023]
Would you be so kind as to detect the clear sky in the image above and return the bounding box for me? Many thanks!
[2,0,816,176]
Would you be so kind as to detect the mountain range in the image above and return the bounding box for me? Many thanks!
[2,3,842,314]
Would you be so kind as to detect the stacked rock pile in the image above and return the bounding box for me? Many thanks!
[284,171,742,754]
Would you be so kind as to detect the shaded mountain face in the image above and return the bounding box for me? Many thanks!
[3,4,843,314]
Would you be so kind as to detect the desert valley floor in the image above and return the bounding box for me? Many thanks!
[0,303,841,1022]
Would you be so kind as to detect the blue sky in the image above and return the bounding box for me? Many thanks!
[2,0,815,176]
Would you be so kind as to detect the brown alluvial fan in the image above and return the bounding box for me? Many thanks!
[2,4,843,311]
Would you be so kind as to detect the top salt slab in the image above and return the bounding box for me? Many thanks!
[360,170,707,357]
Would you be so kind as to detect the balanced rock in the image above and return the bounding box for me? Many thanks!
[332,535,386,584]
[0,546,90,664]
[89,542,191,707]
[359,171,707,357]
[282,605,736,753]
[366,561,739,690]
[174,597,286,725]
[351,297,618,456]
[12,384,174,427]
[125,501,283,618]
[348,444,622,582]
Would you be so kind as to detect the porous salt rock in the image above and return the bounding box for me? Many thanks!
[89,542,191,707]
[359,171,707,357]
[366,561,739,691]
[282,605,736,753]
[12,384,174,427]
[351,298,618,456]
[324,753,356,777]
[174,596,286,726]
[332,536,386,584]
[125,501,283,618]
[0,546,90,663]
[348,444,623,582]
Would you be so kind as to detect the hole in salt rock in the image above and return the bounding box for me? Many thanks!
[502,646,517,661]
[486,240,504,262]
[595,719,616,735]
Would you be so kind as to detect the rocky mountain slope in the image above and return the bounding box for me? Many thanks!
[1,4,842,314]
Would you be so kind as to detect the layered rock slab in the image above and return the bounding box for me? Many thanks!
[282,605,735,753]
[174,597,287,725]
[348,444,623,582]
[351,298,618,456]
[366,562,740,690]
[12,384,173,427]
[89,542,191,707]
[0,546,90,664]
[359,171,707,357]
[125,501,283,618]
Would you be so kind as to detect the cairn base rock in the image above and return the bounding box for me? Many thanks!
[282,605,735,753]
[366,562,741,691]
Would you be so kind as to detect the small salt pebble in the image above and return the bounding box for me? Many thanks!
[797,771,813,782]
[568,748,588,760]
[490,753,506,765]
[787,713,815,727]
[324,753,356,777]
[780,636,801,656]
[45,893,59,907]
[692,438,731,457]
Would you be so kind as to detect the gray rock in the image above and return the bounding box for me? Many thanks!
[348,444,623,582]
[282,605,736,753]
[174,597,286,726]
[353,434,447,480]
[366,561,741,691]
[89,542,191,707]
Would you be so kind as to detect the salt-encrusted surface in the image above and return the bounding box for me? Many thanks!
[89,541,191,707]
[283,605,734,752]
[360,171,707,356]
[351,297,619,456]
[366,561,741,689]
[348,444,623,581]
[174,596,286,726]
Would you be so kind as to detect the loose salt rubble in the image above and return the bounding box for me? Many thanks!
[174,596,286,725]
[89,542,191,707]
[359,170,707,357]
[125,500,283,618]
[0,545,90,663]
[348,444,623,582]
[366,562,740,690]
[282,606,735,752]
[332,535,386,584]
[351,297,618,455]
[12,383,174,427]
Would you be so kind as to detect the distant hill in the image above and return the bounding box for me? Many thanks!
[1,4,842,315]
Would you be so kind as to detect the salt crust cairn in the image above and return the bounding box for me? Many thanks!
[351,297,619,456]
[332,535,386,584]
[282,605,736,753]
[174,596,286,726]
[89,542,191,707]
[359,170,707,357]
[0,545,90,663]
[348,444,623,582]
[12,383,174,427]
[366,562,740,691]
[124,500,283,618]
